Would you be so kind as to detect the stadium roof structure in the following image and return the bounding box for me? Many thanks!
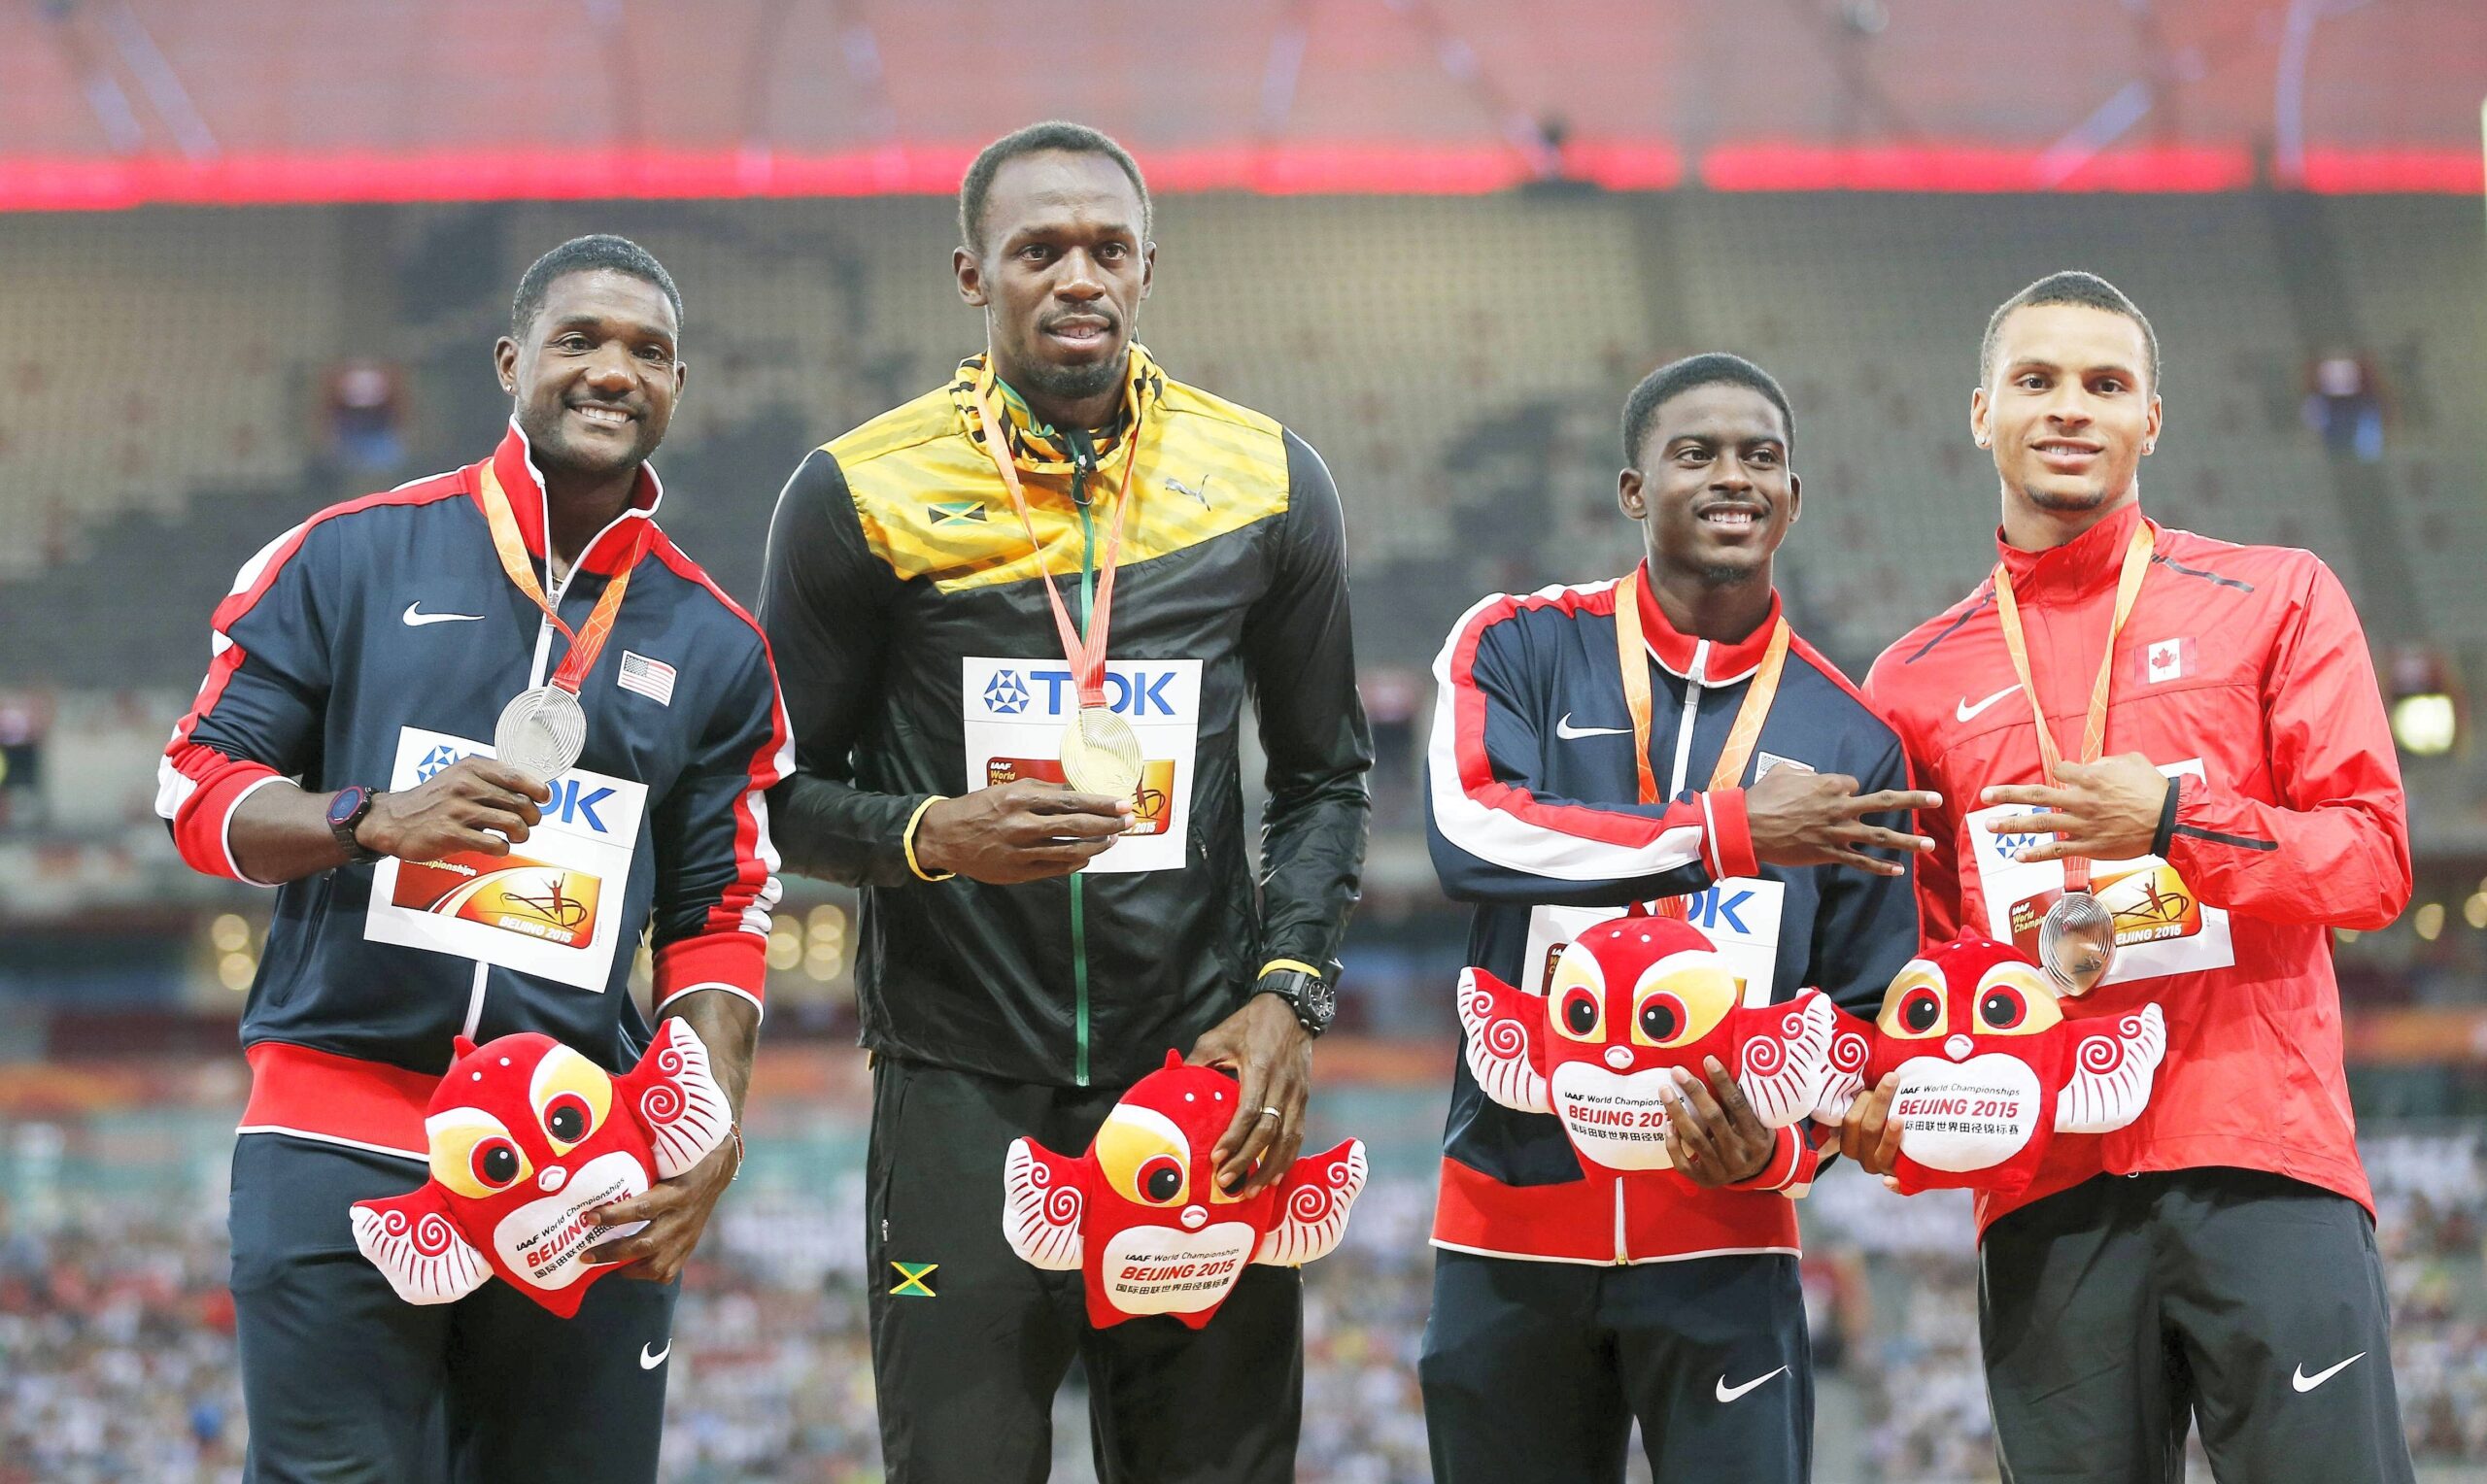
[0,0,2479,210]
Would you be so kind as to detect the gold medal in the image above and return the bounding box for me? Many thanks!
[1060,708,1144,799]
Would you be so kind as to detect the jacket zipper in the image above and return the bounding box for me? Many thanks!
[1613,1175,1629,1264]
[1668,639,1709,798]
[467,482,638,1042]
[1065,428,1099,1088]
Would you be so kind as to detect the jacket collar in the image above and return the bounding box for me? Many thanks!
[950,344,1167,476]
[1633,562,1783,684]
[1993,500,2152,602]
[478,420,663,579]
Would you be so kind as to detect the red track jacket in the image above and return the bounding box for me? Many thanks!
[1866,503,2410,1231]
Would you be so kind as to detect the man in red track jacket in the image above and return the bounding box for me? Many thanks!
[1857,271,2414,1483]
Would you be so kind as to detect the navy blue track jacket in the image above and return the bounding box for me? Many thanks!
[1423,568,1919,1263]
[159,425,789,1158]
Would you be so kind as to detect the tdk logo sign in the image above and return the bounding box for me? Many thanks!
[1988,830,2047,864]
[546,778,615,833]
[987,668,1182,718]
[984,671,1032,715]
[1683,885,1756,937]
[414,744,467,784]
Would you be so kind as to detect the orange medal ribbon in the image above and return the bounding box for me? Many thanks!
[1613,569,1789,918]
[970,383,1143,709]
[477,463,650,694]
[1990,521,2156,893]
[1613,568,1790,804]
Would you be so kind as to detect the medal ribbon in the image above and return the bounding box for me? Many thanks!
[1990,521,2156,894]
[1613,568,1790,804]
[477,463,651,695]
[971,383,1142,708]
[1613,569,1789,918]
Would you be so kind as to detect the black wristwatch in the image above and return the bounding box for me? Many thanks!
[327,785,384,865]
[1254,967,1336,1038]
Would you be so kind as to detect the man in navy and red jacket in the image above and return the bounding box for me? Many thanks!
[1419,354,1935,1482]
[1854,272,2414,1483]
[157,236,786,1482]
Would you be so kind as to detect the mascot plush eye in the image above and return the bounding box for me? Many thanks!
[528,1044,614,1155]
[1558,987,1605,1041]
[1638,994,1682,1042]
[1549,943,1608,1044]
[1879,963,1951,1040]
[427,1108,533,1199]
[1629,954,1736,1049]
[1974,962,2061,1035]
[1094,1104,1192,1208]
[1139,1156,1186,1204]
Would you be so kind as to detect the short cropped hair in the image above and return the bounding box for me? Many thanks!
[1980,270,2159,389]
[1621,353,1795,468]
[510,234,682,337]
[959,120,1152,254]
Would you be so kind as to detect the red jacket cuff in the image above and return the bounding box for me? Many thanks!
[1724,1125,1812,1194]
[1705,787,1759,881]
[654,931,768,1017]
[171,752,283,883]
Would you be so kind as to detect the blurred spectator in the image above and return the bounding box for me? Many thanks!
[320,360,407,475]
[2303,352,2385,462]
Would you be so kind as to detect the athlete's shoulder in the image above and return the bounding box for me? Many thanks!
[2148,523,2324,596]
[1152,372,1292,524]
[1786,628,1901,748]
[1868,578,1993,693]
[1436,577,1623,662]
[1155,374,1285,444]
[643,528,771,661]
[822,382,964,470]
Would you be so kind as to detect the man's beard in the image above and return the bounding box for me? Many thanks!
[1017,350,1126,407]
[2019,481,2113,513]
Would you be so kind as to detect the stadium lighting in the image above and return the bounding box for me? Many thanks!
[2414,902,2445,941]
[2385,646,2463,757]
[2390,693,2458,756]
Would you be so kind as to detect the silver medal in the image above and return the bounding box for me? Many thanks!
[493,685,587,784]
[2037,891,2117,997]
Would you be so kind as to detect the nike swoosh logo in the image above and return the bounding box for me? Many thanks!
[640,1341,671,1369]
[403,603,484,626]
[2292,1352,2364,1393]
[1555,713,1631,740]
[1955,684,2023,724]
[1716,1365,1788,1402]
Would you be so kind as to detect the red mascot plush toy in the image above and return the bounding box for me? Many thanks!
[1003,1051,1367,1330]
[1827,935,2166,1199]
[1458,914,1837,1174]
[351,1019,732,1317]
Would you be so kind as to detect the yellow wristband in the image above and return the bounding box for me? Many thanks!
[1258,959,1325,982]
[903,795,955,883]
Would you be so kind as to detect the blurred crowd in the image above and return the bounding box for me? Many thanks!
[0,1134,2480,1483]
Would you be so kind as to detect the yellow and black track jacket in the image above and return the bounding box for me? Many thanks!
[759,347,1373,1089]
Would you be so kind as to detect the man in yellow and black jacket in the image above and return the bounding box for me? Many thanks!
[758,121,1371,1482]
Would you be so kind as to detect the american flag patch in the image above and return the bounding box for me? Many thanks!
[618,651,676,706]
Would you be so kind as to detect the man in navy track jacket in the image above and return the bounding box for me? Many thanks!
[157,235,787,1481]
[1419,354,1937,1483]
